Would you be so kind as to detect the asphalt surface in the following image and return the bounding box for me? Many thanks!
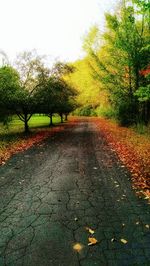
[0,119,150,266]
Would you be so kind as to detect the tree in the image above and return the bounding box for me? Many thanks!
[81,0,150,124]
[14,50,49,133]
[51,61,74,78]
[0,65,20,124]
[49,61,76,122]
[35,75,77,125]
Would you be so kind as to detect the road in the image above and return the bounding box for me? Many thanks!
[0,119,150,266]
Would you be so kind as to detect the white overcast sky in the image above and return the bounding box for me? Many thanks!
[0,0,117,64]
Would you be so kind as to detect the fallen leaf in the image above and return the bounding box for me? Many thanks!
[145,224,149,229]
[111,238,115,242]
[85,227,95,234]
[120,239,128,244]
[144,196,150,200]
[88,237,98,246]
[73,243,83,252]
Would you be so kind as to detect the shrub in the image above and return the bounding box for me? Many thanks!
[95,106,117,119]
[73,105,97,116]
[116,100,138,126]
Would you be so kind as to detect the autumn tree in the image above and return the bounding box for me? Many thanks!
[81,0,150,124]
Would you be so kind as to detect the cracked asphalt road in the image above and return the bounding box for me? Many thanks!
[0,119,150,266]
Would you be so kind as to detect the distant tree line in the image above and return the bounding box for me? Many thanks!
[0,51,77,133]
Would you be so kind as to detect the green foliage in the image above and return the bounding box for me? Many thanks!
[0,52,77,132]
[132,122,147,134]
[78,0,150,125]
[74,105,97,117]
[116,99,138,126]
[132,0,150,11]
[134,74,150,101]
[134,84,150,101]
[95,106,117,119]
[0,65,21,123]
[35,75,77,116]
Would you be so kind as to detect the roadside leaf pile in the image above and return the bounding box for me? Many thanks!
[96,118,150,199]
[0,126,65,165]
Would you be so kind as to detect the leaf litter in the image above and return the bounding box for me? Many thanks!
[88,237,98,246]
[73,243,83,252]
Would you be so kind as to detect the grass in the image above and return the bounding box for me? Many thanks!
[131,123,150,135]
[0,114,62,162]
[0,114,60,134]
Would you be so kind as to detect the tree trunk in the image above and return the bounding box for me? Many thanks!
[49,114,53,126]
[144,101,150,125]
[64,114,68,121]
[60,113,63,123]
[129,65,133,98]
[24,113,29,133]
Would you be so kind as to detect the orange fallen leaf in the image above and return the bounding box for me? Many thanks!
[73,243,83,252]
[88,237,98,246]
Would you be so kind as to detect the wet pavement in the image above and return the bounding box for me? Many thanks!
[0,119,150,266]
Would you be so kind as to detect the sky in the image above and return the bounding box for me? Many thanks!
[0,0,117,64]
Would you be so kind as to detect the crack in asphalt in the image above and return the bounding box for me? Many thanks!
[0,119,150,266]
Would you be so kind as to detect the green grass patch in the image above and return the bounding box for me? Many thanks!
[0,114,60,134]
[0,114,61,152]
[130,123,150,135]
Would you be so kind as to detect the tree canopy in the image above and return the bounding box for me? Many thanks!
[64,0,150,124]
[0,52,77,132]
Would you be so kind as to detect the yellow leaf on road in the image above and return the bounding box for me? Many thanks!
[73,243,83,252]
[88,237,98,246]
[85,227,95,234]
[145,224,149,229]
[120,239,128,244]
[144,196,149,200]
